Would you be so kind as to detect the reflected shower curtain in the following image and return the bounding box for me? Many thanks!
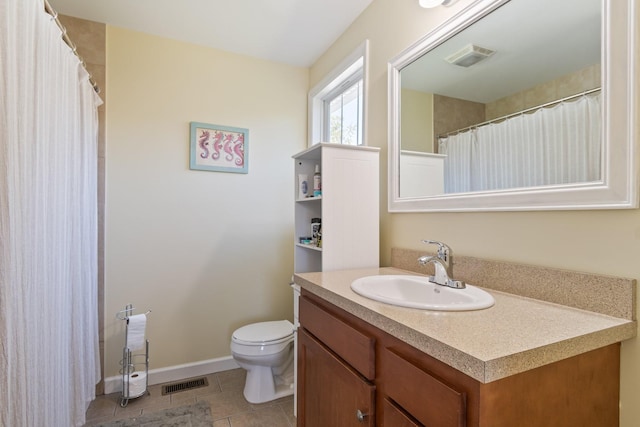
[0,1,102,426]
[439,93,601,193]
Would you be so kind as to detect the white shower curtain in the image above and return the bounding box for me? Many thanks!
[0,1,102,426]
[439,93,601,193]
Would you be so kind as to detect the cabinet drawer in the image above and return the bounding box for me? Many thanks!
[299,296,375,380]
[383,398,421,427]
[381,347,466,427]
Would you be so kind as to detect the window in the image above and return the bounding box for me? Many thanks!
[324,72,363,145]
[308,40,368,146]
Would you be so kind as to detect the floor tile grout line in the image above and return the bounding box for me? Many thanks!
[213,371,223,392]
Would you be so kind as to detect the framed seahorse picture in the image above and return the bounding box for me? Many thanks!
[189,122,249,173]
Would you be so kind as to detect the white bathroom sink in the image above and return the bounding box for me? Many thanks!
[350,275,495,311]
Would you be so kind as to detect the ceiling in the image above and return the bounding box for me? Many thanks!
[401,0,601,103]
[49,0,374,67]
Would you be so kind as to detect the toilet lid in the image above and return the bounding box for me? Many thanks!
[233,320,294,344]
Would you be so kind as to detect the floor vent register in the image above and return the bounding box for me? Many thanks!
[161,377,209,395]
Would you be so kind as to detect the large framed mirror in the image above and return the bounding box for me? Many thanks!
[388,0,637,212]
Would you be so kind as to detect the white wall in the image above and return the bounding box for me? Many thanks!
[105,26,308,378]
[310,0,640,426]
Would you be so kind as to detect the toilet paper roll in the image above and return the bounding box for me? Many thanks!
[125,371,147,397]
[127,314,146,351]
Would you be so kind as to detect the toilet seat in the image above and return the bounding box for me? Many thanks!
[232,320,294,346]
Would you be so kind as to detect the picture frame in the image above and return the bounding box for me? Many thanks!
[189,122,249,173]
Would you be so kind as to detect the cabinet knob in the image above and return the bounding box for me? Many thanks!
[356,409,369,423]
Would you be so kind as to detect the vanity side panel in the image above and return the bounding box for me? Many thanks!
[478,344,620,427]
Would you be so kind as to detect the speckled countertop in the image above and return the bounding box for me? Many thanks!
[294,267,637,384]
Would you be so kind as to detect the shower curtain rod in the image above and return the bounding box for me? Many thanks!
[43,0,100,93]
[438,87,601,138]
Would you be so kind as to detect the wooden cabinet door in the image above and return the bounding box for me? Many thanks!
[298,328,375,427]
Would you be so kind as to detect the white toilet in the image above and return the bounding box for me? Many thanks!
[230,319,295,404]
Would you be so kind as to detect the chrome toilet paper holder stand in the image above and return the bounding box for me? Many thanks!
[117,303,151,407]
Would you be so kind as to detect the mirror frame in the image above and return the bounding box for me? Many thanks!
[388,0,638,212]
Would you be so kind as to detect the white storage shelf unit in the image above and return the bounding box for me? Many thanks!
[293,143,380,273]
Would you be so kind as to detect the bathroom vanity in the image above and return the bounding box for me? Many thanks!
[294,263,636,427]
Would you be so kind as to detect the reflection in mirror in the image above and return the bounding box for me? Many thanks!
[400,0,600,197]
[388,0,637,212]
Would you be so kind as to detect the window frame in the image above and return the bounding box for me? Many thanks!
[308,40,369,147]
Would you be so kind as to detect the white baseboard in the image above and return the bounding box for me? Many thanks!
[104,356,240,395]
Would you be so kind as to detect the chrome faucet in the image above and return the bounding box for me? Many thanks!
[418,240,466,289]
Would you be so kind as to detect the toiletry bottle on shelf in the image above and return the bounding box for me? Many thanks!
[313,165,321,197]
[315,225,322,248]
[311,218,321,245]
[298,174,308,199]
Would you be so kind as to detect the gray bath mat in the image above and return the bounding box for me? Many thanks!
[90,401,213,427]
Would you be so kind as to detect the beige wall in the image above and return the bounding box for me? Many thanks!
[105,27,308,378]
[433,94,485,142]
[486,63,601,120]
[310,0,640,426]
[400,89,434,152]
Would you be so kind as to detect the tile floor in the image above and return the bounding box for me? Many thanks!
[83,369,295,427]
